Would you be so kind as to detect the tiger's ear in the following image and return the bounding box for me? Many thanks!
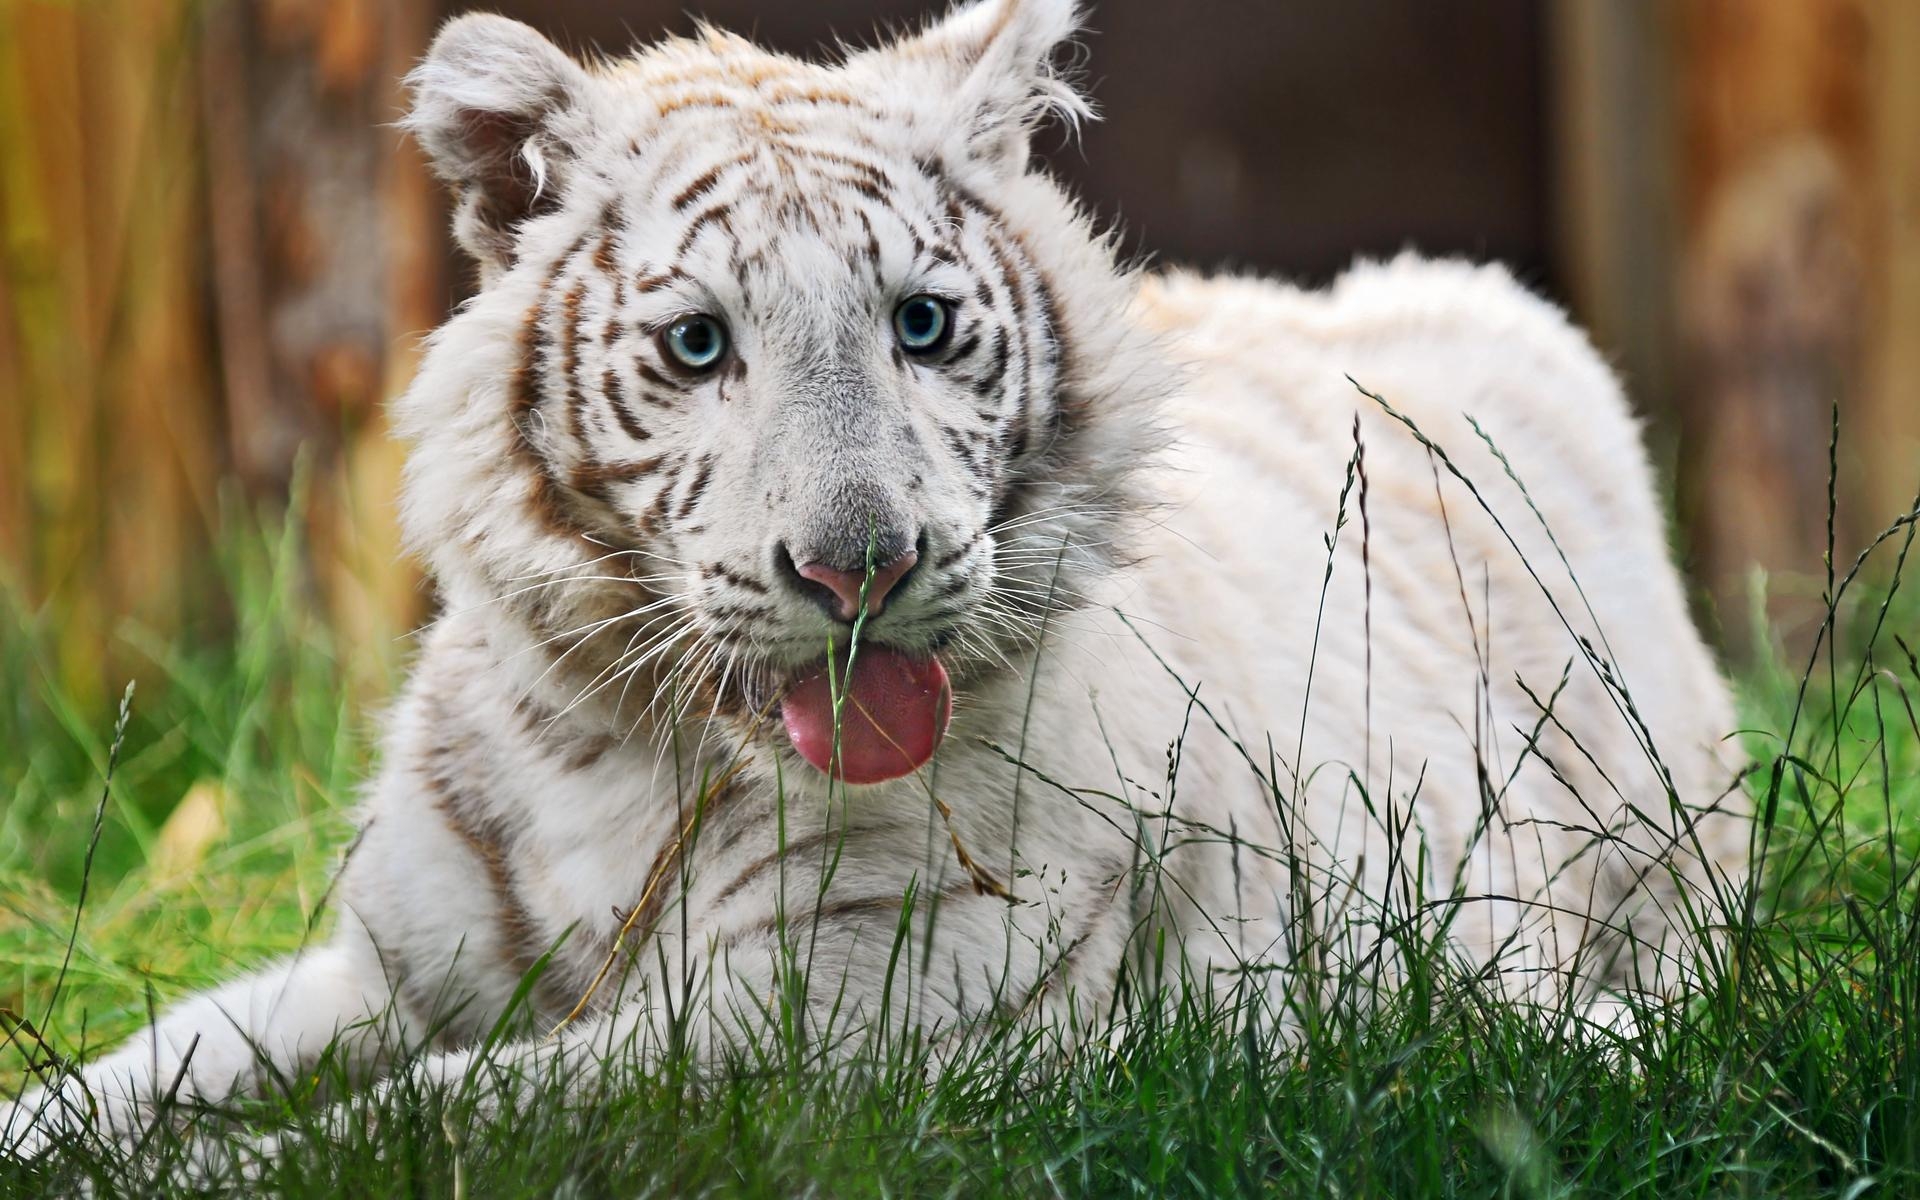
[404,15,589,272]
[861,0,1090,178]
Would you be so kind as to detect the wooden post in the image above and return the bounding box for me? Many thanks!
[0,0,437,703]
[0,0,219,705]
[1548,0,1680,450]
[196,0,437,688]
[1554,0,1918,653]
[1863,0,1920,529]
[1674,0,1871,650]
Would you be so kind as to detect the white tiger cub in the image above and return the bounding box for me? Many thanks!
[6,0,1746,1158]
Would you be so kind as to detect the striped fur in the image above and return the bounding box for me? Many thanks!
[5,0,1746,1162]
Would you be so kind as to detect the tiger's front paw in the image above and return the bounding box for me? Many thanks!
[2,1078,93,1162]
[3,1068,164,1166]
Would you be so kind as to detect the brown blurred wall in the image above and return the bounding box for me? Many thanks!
[466,0,1552,289]
[2,0,1915,700]
[0,1,222,703]
[0,0,441,705]
[1673,0,1920,646]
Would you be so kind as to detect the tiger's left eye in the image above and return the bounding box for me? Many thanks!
[661,314,728,371]
[893,295,952,354]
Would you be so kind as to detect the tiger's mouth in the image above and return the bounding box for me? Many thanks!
[753,644,953,784]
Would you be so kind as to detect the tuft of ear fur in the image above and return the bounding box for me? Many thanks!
[861,0,1090,177]
[404,15,589,273]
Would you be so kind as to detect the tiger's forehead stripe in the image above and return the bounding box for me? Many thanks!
[670,153,754,211]
[602,32,888,128]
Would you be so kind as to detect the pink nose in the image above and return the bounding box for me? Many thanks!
[795,551,919,622]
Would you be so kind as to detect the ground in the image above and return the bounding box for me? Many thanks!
[3,464,1918,1198]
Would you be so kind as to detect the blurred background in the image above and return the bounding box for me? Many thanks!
[2,0,1916,713]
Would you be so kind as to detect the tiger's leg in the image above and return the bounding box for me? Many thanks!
[2,918,397,1160]
[215,948,761,1180]
[234,898,1030,1176]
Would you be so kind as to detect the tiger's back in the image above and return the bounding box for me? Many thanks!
[1105,260,1746,995]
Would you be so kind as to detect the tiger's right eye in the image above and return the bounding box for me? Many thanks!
[893,295,952,354]
[661,314,728,371]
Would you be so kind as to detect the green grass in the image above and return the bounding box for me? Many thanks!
[3,470,1919,1197]
[2,497,373,1069]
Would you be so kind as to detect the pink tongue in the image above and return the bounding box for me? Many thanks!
[780,646,952,784]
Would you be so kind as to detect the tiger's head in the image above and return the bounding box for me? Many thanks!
[396,0,1165,782]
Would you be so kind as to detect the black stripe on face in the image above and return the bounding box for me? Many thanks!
[512,299,548,426]
[639,466,679,536]
[671,152,754,211]
[633,360,679,403]
[782,143,895,190]
[676,454,716,521]
[808,894,906,925]
[1021,256,1077,435]
[559,278,589,444]
[509,290,594,545]
[769,141,899,209]
[942,331,982,364]
[969,332,1011,402]
[984,232,1031,368]
[1005,423,1028,464]
[930,177,1053,434]
[939,424,994,493]
[926,571,973,603]
[703,601,775,624]
[675,202,734,258]
[933,531,982,572]
[603,368,652,442]
[633,267,690,294]
[978,230,1051,472]
[843,175,889,207]
[702,562,770,594]
[939,176,1068,443]
[855,207,882,275]
[572,455,666,501]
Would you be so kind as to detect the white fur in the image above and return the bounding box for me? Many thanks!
[4,0,1745,1163]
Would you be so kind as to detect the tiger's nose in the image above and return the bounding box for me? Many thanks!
[784,549,919,622]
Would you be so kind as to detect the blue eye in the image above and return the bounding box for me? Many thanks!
[662,314,727,370]
[893,295,952,354]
